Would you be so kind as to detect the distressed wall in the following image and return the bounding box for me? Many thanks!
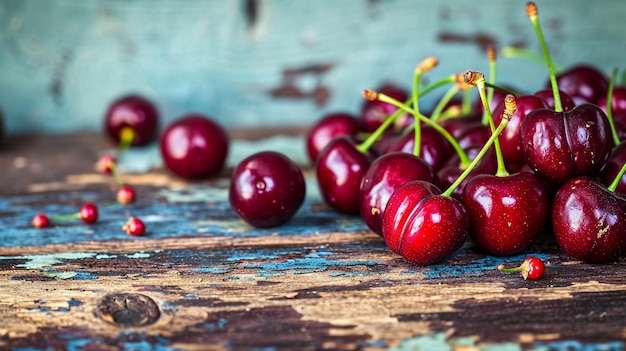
[0,0,625,135]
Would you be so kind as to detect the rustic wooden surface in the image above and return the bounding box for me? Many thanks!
[1,132,626,351]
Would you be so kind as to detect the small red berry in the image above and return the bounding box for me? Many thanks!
[97,154,117,174]
[79,203,99,224]
[32,213,50,228]
[123,217,145,236]
[116,185,137,205]
[498,256,546,280]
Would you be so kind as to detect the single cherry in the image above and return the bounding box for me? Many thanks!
[32,213,50,229]
[534,89,576,111]
[306,112,362,163]
[552,176,626,263]
[316,136,374,214]
[230,151,306,228]
[498,256,545,280]
[96,154,117,174]
[79,203,99,224]
[386,126,455,172]
[553,64,608,105]
[160,114,229,180]
[104,95,159,146]
[123,217,146,236]
[116,185,137,206]
[359,152,437,236]
[361,83,410,133]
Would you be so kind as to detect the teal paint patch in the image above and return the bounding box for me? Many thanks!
[533,340,623,351]
[191,268,231,274]
[387,333,529,351]
[244,252,378,275]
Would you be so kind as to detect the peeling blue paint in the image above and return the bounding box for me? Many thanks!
[245,254,378,275]
[533,340,624,351]
[191,268,231,274]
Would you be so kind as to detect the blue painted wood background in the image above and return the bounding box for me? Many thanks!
[1,0,625,135]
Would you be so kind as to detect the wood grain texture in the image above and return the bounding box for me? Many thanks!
[1,133,626,350]
[1,0,626,136]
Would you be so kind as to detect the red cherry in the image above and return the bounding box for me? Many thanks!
[361,83,409,133]
[32,213,50,229]
[79,203,99,224]
[498,256,545,280]
[462,172,550,256]
[104,95,159,146]
[96,154,117,174]
[553,64,608,105]
[386,126,455,172]
[315,136,374,214]
[123,217,146,236]
[306,112,362,164]
[229,151,306,228]
[381,180,468,265]
[533,89,576,111]
[116,185,137,206]
[160,114,229,180]
[599,142,626,194]
[552,177,626,263]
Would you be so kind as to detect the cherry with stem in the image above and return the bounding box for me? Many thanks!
[498,256,546,280]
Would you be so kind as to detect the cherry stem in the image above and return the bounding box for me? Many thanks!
[466,71,509,177]
[412,64,423,157]
[366,91,472,167]
[606,68,621,146]
[430,85,460,122]
[461,87,473,115]
[442,94,516,197]
[484,46,497,125]
[497,264,522,274]
[108,160,125,188]
[500,46,564,73]
[117,127,135,157]
[608,162,626,193]
[527,2,563,113]
[50,212,81,221]
[356,101,407,154]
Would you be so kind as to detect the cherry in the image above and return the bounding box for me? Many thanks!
[359,152,437,236]
[439,113,483,139]
[553,64,608,106]
[520,2,613,185]
[597,85,626,127]
[96,154,117,175]
[79,203,99,224]
[229,151,305,228]
[306,112,362,164]
[361,83,409,133]
[381,180,468,265]
[123,217,146,236]
[600,142,626,194]
[387,126,455,173]
[463,172,550,255]
[498,256,545,280]
[437,147,497,200]
[534,89,576,111]
[104,95,159,147]
[116,185,137,206]
[552,177,626,263]
[160,114,229,180]
[32,213,50,229]
[316,136,374,214]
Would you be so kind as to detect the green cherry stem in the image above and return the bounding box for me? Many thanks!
[606,68,621,146]
[483,46,497,126]
[356,104,406,154]
[364,90,472,167]
[49,213,81,221]
[465,70,509,177]
[501,46,564,73]
[608,162,626,192]
[108,160,125,188]
[526,2,563,113]
[430,84,460,122]
[442,94,517,197]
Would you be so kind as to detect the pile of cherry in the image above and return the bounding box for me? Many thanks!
[28,3,626,279]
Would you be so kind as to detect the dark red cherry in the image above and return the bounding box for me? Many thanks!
[520,104,613,185]
[534,89,576,111]
[79,203,99,224]
[599,142,626,194]
[387,126,454,172]
[361,83,409,133]
[160,114,229,180]
[437,147,497,200]
[382,180,468,265]
[456,122,489,150]
[104,95,159,146]
[306,112,361,163]
[552,177,626,263]
[597,85,626,127]
[439,113,483,139]
[462,172,550,256]
[229,151,305,228]
[32,213,50,228]
[359,152,437,235]
[316,136,374,214]
[553,64,608,105]
[492,94,547,169]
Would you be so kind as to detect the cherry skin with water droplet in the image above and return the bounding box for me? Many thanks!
[160,114,229,180]
[230,151,306,228]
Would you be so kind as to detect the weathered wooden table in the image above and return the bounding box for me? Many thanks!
[1,132,625,351]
